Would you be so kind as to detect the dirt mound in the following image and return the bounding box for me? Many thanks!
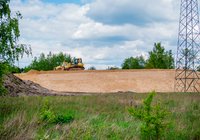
[27,70,40,74]
[3,74,56,96]
[17,69,176,93]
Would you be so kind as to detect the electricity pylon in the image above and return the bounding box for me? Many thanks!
[175,0,200,92]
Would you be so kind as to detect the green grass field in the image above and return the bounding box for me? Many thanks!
[0,93,200,140]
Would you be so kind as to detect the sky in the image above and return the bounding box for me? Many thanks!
[10,0,180,69]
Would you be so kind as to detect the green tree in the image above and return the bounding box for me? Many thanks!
[88,66,96,70]
[145,43,174,69]
[122,56,146,69]
[5,62,21,73]
[0,0,31,95]
[107,66,120,70]
[24,52,71,72]
[0,1,31,63]
[198,66,200,72]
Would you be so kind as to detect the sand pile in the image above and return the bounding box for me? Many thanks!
[3,74,55,96]
[27,70,40,74]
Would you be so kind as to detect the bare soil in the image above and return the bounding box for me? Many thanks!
[4,73,93,96]
[16,69,176,93]
[3,74,55,96]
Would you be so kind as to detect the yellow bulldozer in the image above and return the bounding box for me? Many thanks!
[54,58,85,71]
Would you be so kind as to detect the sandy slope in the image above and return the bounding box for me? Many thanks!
[15,69,176,93]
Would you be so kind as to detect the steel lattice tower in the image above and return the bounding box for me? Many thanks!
[175,0,200,92]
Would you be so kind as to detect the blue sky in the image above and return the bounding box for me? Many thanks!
[22,0,91,4]
[41,0,82,4]
[11,0,180,69]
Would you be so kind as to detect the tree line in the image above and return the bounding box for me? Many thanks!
[22,42,175,72]
[24,52,71,72]
[122,43,175,69]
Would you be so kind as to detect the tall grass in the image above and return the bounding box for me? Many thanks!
[0,93,200,140]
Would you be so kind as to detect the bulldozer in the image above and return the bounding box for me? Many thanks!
[54,58,85,71]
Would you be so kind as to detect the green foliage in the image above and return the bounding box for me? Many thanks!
[0,94,200,139]
[88,66,96,70]
[54,114,74,124]
[0,62,21,96]
[0,63,7,96]
[107,66,120,70]
[197,66,200,72]
[122,56,146,69]
[2,62,21,73]
[121,43,174,69]
[40,99,74,124]
[24,52,71,72]
[0,1,31,63]
[0,0,31,96]
[145,43,174,69]
[128,92,170,139]
[6,64,21,73]
[40,99,55,123]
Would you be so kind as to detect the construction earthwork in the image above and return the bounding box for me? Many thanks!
[16,69,177,93]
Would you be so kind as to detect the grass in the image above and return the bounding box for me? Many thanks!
[0,93,200,140]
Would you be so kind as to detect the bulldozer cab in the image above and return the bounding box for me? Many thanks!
[73,58,82,65]
[77,58,82,63]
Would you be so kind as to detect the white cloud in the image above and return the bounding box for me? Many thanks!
[73,21,178,44]
[73,21,127,40]
[87,0,179,25]
[11,0,90,41]
[10,0,180,69]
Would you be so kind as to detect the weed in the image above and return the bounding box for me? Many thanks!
[0,93,199,139]
[53,114,74,124]
[40,99,74,124]
[128,91,170,140]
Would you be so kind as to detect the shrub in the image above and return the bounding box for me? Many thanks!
[128,92,170,140]
[40,109,55,123]
[53,114,74,124]
[0,63,8,96]
[88,66,96,70]
[40,99,74,124]
[107,66,120,70]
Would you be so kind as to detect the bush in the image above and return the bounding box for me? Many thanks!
[40,99,74,124]
[0,63,8,96]
[107,66,120,70]
[40,109,55,123]
[128,92,170,139]
[53,114,74,124]
[88,66,96,70]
